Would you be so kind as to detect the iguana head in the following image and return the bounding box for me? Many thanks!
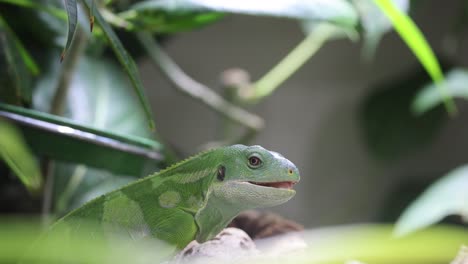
[195,145,300,242]
[212,144,300,209]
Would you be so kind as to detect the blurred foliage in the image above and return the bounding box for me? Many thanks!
[0,0,467,263]
[0,221,467,264]
[360,66,447,160]
[0,119,42,193]
[413,69,468,114]
[395,165,468,236]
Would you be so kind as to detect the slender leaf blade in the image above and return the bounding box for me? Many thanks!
[61,0,78,62]
[373,0,456,114]
[0,16,33,104]
[82,0,155,130]
[395,165,468,236]
[0,119,42,192]
[0,15,39,75]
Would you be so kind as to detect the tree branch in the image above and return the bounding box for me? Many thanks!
[136,32,265,132]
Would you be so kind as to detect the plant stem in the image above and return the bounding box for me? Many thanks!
[251,26,332,102]
[42,28,87,222]
[55,165,87,215]
[136,32,264,132]
[50,28,87,115]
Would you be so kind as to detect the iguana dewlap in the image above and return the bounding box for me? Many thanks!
[52,145,300,250]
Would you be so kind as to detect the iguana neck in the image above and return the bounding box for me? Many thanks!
[194,184,251,242]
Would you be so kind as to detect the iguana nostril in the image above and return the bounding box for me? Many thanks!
[288,168,293,175]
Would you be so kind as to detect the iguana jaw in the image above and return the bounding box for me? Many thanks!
[247,181,297,190]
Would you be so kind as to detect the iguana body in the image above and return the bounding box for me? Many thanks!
[53,145,300,250]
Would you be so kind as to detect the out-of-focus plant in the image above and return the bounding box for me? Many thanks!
[0,0,465,263]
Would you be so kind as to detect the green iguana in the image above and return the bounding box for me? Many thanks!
[53,145,300,251]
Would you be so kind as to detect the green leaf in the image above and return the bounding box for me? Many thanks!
[395,165,468,236]
[81,0,155,130]
[61,0,78,62]
[360,67,446,160]
[0,103,163,176]
[0,15,39,75]
[0,16,34,104]
[119,9,224,33]
[413,68,468,114]
[32,55,162,214]
[0,0,68,20]
[372,0,457,115]
[34,55,155,138]
[131,0,358,26]
[0,119,42,192]
[352,0,409,58]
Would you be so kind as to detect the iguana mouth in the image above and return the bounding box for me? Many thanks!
[248,181,296,189]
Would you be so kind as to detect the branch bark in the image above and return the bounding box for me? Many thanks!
[136,32,265,132]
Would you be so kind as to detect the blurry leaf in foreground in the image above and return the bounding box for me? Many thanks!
[0,219,173,264]
[60,0,78,62]
[132,0,358,26]
[294,224,468,264]
[372,0,456,115]
[0,103,163,176]
[0,119,42,192]
[395,165,468,236]
[360,67,446,160]
[412,68,468,115]
[0,221,466,264]
[352,0,409,58]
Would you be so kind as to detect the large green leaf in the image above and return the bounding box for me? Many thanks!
[0,103,163,176]
[372,0,456,114]
[33,55,161,214]
[131,0,358,26]
[34,55,154,138]
[81,0,156,130]
[0,119,42,192]
[413,68,468,114]
[395,165,468,236]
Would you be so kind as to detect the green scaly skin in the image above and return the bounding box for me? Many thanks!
[53,145,300,251]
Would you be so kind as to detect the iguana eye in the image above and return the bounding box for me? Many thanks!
[248,155,262,168]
